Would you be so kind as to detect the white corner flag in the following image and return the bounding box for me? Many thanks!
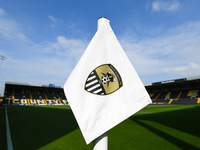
[64,17,152,144]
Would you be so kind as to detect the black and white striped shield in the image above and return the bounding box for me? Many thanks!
[84,64,123,95]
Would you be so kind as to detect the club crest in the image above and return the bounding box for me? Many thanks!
[84,64,123,95]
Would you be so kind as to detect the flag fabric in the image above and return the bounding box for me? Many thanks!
[64,17,152,144]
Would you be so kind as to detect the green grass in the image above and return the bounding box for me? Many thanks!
[1,104,200,150]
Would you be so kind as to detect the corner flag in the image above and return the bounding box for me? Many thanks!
[64,17,151,144]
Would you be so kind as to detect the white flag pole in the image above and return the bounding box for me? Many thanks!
[93,132,108,150]
[92,17,109,150]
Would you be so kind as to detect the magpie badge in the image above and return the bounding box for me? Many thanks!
[84,64,123,95]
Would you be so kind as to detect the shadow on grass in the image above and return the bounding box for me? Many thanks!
[130,105,200,149]
[7,106,80,150]
[0,106,7,150]
[5,105,200,150]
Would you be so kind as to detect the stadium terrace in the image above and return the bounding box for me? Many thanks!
[145,75,200,104]
[1,82,68,106]
[1,75,200,106]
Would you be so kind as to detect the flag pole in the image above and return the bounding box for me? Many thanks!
[92,17,109,150]
[97,17,109,31]
[93,132,108,150]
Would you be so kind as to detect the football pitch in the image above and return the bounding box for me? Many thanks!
[1,104,200,150]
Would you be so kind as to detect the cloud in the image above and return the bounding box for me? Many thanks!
[3,56,72,81]
[10,35,87,74]
[0,8,27,41]
[119,21,200,78]
[56,36,87,57]
[152,0,181,12]
[36,35,87,61]
[48,15,63,28]
[0,8,89,95]
[0,35,88,93]
[48,15,56,22]
[163,62,200,76]
[0,8,5,15]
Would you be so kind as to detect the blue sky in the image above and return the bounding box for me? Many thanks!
[0,0,200,95]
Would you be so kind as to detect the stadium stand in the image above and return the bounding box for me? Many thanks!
[2,82,68,106]
[145,76,200,104]
[1,75,200,106]
[0,95,3,108]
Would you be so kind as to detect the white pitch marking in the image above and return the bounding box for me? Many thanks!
[5,106,13,150]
